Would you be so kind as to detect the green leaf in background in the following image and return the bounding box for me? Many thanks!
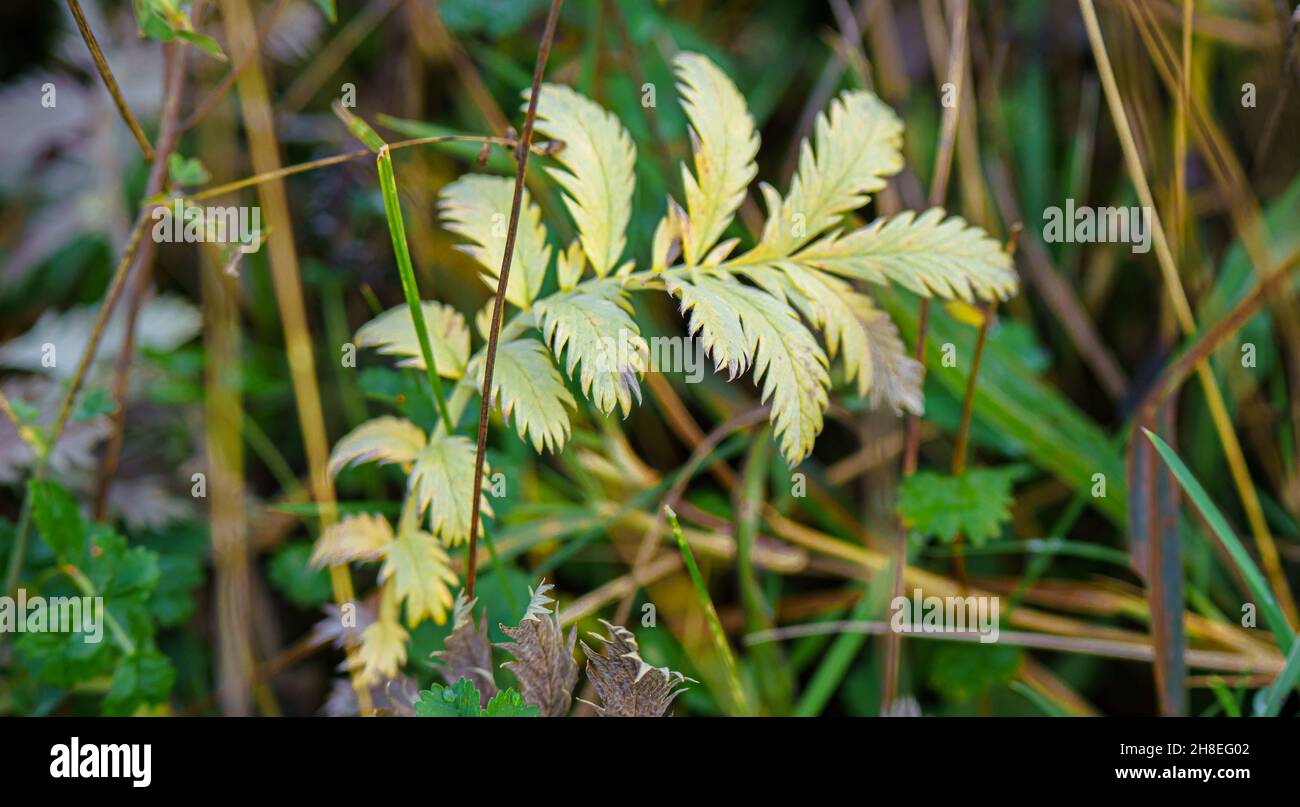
[438,0,549,37]
[483,688,541,717]
[28,479,85,561]
[15,620,116,690]
[72,387,118,422]
[415,678,482,717]
[103,646,175,716]
[149,551,204,627]
[414,679,540,717]
[173,29,226,62]
[927,643,1023,703]
[267,542,332,608]
[96,529,161,605]
[312,0,337,24]
[167,153,211,187]
[132,0,175,42]
[898,467,1022,546]
[132,0,226,60]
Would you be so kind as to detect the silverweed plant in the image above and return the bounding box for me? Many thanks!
[317,52,1018,704]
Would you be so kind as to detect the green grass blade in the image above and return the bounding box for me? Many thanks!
[375,145,453,433]
[666,505,751,716]
[1144,429,1294,653]
[1254,633,1300,716]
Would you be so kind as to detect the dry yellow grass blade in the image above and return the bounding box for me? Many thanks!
[219,0,369,713]
[1078,0,1299,627]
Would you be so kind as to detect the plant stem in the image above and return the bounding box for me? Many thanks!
[62,563,135,656]
[946,302,994,587]
[463,0,564,600]
[93,40,191,519]
[1,476,37,599]
[65,0,155,161]
[187,135,549,203]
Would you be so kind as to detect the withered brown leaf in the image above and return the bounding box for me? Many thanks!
[432,591,498,707]
[579,620,695,717]
[495,580,577,717]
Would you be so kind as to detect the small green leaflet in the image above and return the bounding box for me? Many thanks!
[167,154,211,187]
[415,678,539,717]
[73,387,118,422]
[897,467,1023,546]
[132,1,227,61]
[29,479,85,561]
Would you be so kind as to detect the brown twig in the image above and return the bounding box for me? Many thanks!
[464,0,565,600]
[92,42,191,519]
[187,134,548,203]
[65,0,155,161]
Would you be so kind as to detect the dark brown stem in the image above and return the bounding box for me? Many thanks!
[66,0,155,161]
[947,300,996,588]
[92,43,191,519]
[464,0,565,600]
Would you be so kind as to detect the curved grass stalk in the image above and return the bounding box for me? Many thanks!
[376,145,453,432]
[666,505,752,716]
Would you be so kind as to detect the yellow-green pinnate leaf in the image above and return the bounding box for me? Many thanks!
[667,273,830,465]
[797,208,1018,302]
[408,431,493,545]
[352,609,408,685]
[328,416,427,477]
[731,284,831,466]
[438,174,551,309]
[665,271,751,380]
[747,90,903,261]
[529,84,636,278]
[775,262,923,415]
[674,52,760,266]
[310,512,394,567]
[534,281,648,417]
[470,339,576,453]
[381,528,459,626]
[355,301,470,377]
